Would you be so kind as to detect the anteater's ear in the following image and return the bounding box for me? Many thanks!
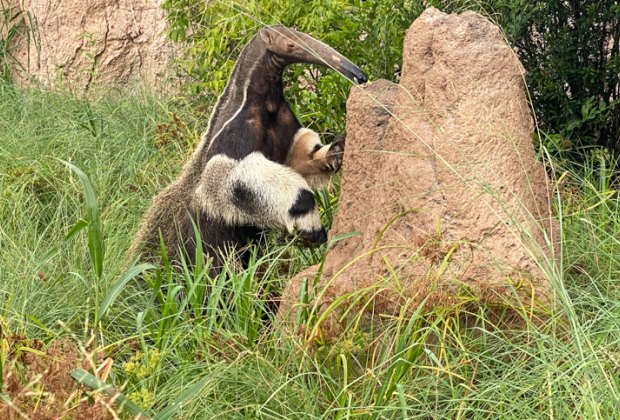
[259,27,273,45]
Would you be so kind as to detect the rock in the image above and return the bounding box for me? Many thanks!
[279,8,559,335]
[6,0,178,92]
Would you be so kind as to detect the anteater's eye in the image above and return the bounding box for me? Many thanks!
[287,42,295,49]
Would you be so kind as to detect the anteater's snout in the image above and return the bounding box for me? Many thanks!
[338,61,368,85]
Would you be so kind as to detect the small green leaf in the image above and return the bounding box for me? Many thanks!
[64,218,89,241]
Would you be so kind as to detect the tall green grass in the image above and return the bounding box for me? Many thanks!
[1,78,619,418]
[0,81,187,335]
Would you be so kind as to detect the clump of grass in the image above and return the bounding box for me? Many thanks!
[1,83,167,332]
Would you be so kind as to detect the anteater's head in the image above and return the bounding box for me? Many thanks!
[259,25,368,85]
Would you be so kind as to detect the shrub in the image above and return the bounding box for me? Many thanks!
[519,1,619,153]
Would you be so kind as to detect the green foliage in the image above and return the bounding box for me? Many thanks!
[71,368,150,417]
[0,80,186,339]
[519,1,619,152]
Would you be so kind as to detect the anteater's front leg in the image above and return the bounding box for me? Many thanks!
[196,152,327,246]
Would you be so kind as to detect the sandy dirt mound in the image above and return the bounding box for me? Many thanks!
[0,336,115,419]
[6,0,178,92]
[279,8,559,335]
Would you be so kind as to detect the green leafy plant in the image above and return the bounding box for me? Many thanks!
[61,160,154,355]
[521,1,619,152]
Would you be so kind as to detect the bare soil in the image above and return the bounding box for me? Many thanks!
[1,336,115,419]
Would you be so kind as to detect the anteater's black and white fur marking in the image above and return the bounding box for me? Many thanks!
[196,127,344,243]
[130,25,366,270]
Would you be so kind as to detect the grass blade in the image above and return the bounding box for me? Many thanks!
[153,371,217,420]
[98,263,154,323]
